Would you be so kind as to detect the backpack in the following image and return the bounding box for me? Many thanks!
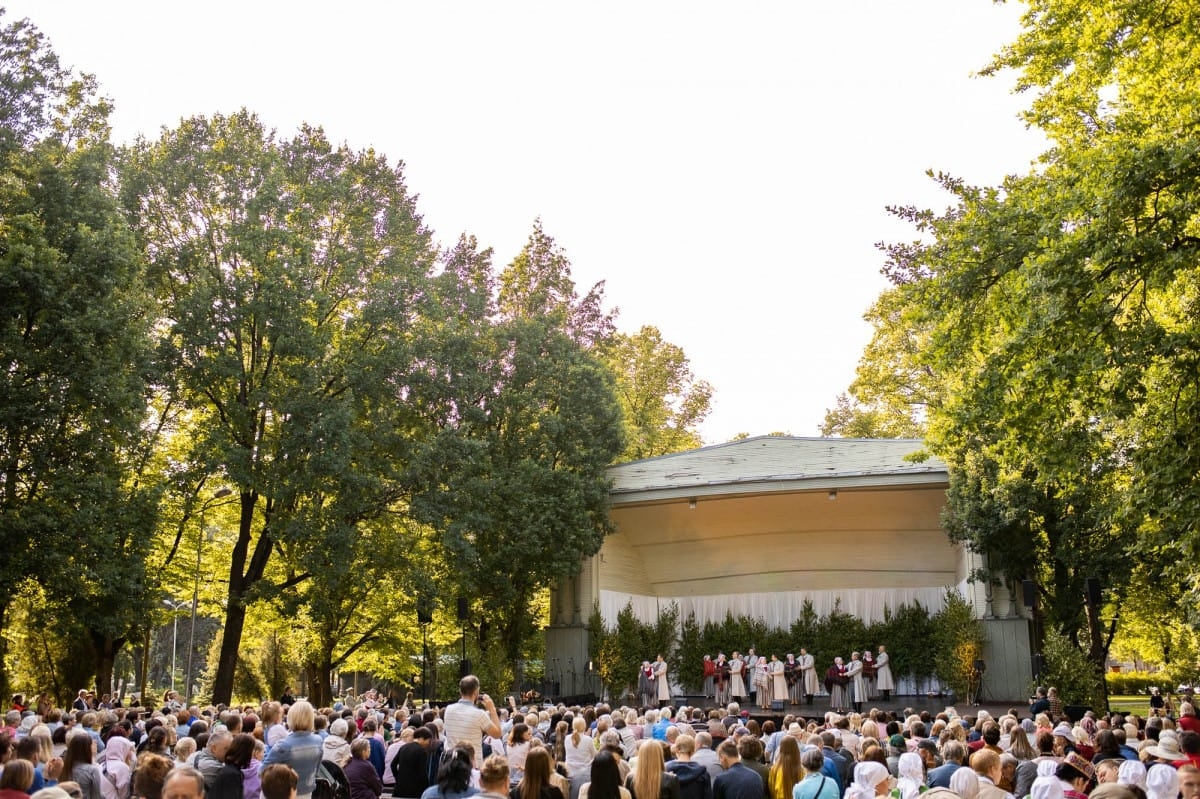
[314,760,350,799]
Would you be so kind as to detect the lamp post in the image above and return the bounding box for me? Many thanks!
[162,599,188,694]
[184,487,232,706]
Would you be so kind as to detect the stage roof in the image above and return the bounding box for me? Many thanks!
[609,436,947,505]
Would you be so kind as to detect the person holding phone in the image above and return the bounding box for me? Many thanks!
[444,677,502,770]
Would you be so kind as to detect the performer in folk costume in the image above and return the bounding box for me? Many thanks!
[729,651,748,700]
[714,652,730,704]
[754,653,771,708]
[875,644,895,701]
[799,648,818,705]
[825,656,848,712]
[745,648,760,706]
[845,651,867,713]
[784,653,801,704]
[862,650,877,699]
[654,653,671,706]
[703,654,716,698]
[770,654,788,703]
[639,660,655,707]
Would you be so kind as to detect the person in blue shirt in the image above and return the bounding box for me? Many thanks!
[262,702,323,799]
[652,710,673,742]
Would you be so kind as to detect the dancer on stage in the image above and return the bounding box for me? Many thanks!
[862,650,877,699]
[771,654,787,705]
[799,648,818,706]
[703,655,716,699]
[875,645,895,701]
[654,653,671,706]
[784,654,800,705]
[715,652,731,704]
[845,651,866,713]
[729,651,747,700]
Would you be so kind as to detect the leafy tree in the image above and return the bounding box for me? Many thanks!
[0,11,155,699]
[121,112,438,704]
[410,223,624,688]
[838,0,1200,708]
[602,326,713,461]
[931,590,986,700]
[820,287,932,438]
[1039,626,1106,712]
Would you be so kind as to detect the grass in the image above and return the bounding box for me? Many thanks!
[1108,694,1153,714]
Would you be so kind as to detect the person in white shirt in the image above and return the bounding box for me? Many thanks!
[443,676,501,769]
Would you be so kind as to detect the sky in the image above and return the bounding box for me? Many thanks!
[5,1,1047,444]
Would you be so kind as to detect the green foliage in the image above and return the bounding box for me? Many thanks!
[931,590,985,700]
[844,0,1200,701]
[602,325,713,462]
[593,602,679,700]
[1040,626,1106,711]
[408,222,625,686]
[122,110,440,703]
[1105,670,1174,697]
[0,11,156,699]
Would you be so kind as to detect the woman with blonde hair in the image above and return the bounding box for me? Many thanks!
[564,718,595,777]
[768,737,802,799]
[626,742,679,799]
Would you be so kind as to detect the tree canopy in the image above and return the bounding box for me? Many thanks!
[833,0,1200,692]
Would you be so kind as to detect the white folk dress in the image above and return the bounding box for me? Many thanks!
[729,658,747,699]
[655,659,671,702]
[771,658,788,701]
[800,654,819,696]
[875,651,895,693]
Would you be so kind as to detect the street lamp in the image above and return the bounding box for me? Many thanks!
[162,599,188,694]
[184,487,233,706]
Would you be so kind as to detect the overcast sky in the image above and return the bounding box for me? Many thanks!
[7,1,1047,443]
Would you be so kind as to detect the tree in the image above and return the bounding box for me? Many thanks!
[410,222,625,687]
[603,325,712,461]
[853,0,1200,707]
[0,11,155,699]
[121,112,438,704]
[820,286,933,438]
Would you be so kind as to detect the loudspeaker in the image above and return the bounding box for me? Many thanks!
[417,598,433,626]
[457,596,470,621]
[973,659,986,673]
[1022,580,1036,608]
[771,699,785,711]
[460,659,472,678]
[1086,578,1102,607]
[1032,653,1046,678]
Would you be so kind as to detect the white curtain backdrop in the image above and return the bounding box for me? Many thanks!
[599,584,971,628]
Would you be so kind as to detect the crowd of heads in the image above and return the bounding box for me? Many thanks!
[4,688,1200,799]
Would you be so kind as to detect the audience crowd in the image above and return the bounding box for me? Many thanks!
[3,680,1198,799]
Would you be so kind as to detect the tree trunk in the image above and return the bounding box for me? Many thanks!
[212,494,272,705]
[212,599,247,705]
[0,601,9,702]
[91,631,125,700]
[305,658,333,708]
[136,626,150,703]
